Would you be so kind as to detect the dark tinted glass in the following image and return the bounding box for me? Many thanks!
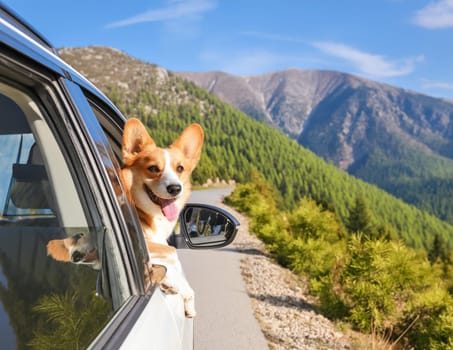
[0,83,113,349]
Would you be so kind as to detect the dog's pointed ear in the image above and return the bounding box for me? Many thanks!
[47,239,71,262]
[122,118,156,166]
[171,124,204,164]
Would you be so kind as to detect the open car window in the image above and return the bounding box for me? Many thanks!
[85,97,151,290]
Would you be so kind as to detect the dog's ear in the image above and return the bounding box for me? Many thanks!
[122,118,156,166]
[47,239,71,262]
[171,124,204,165]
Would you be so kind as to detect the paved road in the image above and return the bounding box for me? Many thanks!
[178,188,268,350]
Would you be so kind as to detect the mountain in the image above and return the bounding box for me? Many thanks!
[176,70,453,223]
[177,70,351,139]
[59,46,453,249]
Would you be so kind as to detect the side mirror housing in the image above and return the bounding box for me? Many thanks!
[172,204,239,249]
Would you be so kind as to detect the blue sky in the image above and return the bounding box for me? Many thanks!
[4,0,453,100]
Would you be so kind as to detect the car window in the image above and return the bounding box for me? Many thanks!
[86,98,151,289]
[0,76,123,349]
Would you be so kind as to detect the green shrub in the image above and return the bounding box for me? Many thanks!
[403,288,453,350]
[311,273,350,320]
[225,180,453,348]
[288,238,343,278]
[339,236,434,333]
[288,197,344,242]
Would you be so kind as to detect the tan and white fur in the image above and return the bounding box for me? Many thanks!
[120,118,203,318]
[47,232,100,269]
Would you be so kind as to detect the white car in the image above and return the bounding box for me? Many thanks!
[0,5,238,349]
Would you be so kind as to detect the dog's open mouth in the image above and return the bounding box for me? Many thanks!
[144,184,178,221]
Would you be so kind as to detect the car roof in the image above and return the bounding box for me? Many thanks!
[0,3,124,120]
[0,3,55,54]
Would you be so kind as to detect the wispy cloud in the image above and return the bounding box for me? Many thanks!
[312,41,424,78]
[105,0,216,29]
[421,79,453,90]
[199,49,315,75]
[412,0,453,29]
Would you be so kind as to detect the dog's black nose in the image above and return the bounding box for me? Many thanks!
[72,251,84,263]
[167,184,182,196]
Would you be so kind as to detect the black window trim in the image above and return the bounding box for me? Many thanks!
[58,78,143,291]
[85,92,152,283]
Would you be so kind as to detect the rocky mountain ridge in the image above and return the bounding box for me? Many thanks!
[177,69,453,170]
[179,70,358,138]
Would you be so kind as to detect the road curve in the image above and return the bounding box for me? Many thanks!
[178,188,269,350]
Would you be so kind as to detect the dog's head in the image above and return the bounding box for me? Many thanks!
[47,233,100,269]
[121,118,204,222]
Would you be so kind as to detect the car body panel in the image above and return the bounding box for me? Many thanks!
[120,289,193,350]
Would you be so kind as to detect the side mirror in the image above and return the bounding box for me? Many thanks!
[178,204,240,249]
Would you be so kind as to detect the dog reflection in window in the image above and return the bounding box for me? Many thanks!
[47,233,100,270]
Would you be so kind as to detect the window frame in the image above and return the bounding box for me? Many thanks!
[59,78,152,289]
[56,81,153,349]
[85,93,151,280]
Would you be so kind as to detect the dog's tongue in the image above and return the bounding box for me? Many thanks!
[161,199,178,221]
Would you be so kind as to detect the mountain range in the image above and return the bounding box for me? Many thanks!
[177,70,453,223]
[58,46,453,248]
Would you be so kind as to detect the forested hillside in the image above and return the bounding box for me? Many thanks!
[178,69,453,225]
[60,46,453,250]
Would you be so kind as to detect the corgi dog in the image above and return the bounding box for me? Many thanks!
[47,118,203,318]
[120,118,203,318]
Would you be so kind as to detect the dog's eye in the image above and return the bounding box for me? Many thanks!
[176,165,184,173]
[148,165,160,173]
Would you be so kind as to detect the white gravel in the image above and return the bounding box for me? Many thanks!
[223,204,354,350]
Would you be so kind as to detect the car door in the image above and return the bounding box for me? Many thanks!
[0,39,190,350]
[0,50,134,349]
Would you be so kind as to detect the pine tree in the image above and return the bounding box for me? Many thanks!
[428,233,449,265]
[346,194,372,235]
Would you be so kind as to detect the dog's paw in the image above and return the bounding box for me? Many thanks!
[160,281,178,295]
[184,296,196,318]
[149,264,167,284]
[149,259,196,317]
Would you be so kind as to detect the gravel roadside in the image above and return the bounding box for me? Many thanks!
[215,201,355,350]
